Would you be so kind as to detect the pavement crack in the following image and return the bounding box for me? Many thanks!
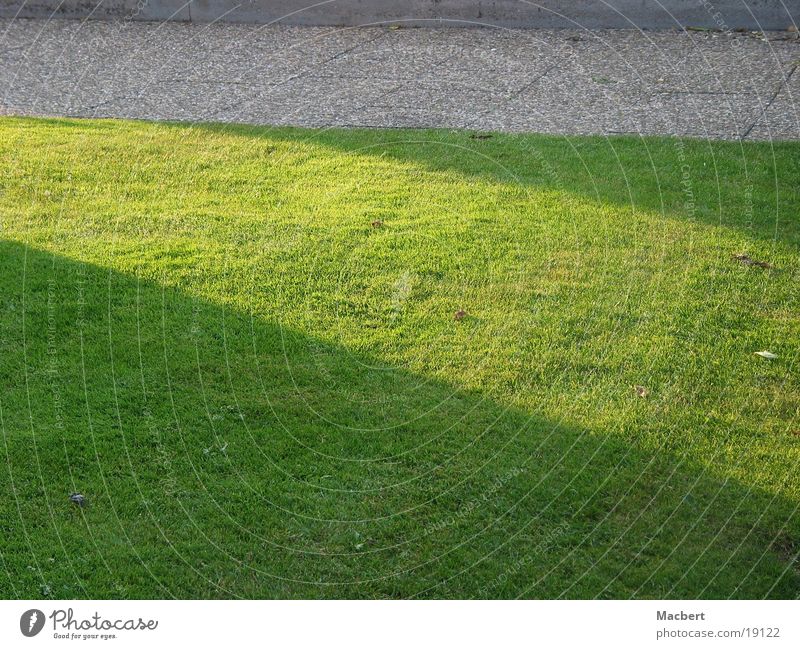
[272,30,387,89]
[463,57,560,130]
[3,20,797,140]
[740,63,797,139]
[652,90,763,96]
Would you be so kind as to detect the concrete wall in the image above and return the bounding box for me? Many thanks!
[0,0,796,30]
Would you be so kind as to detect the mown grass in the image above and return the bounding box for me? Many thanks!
[0,116,798,598]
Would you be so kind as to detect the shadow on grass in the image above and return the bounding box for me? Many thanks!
[6,116,798,252]
[183,120,800,246]
[0,239,798,599]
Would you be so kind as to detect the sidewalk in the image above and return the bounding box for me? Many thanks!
[1,19,798,139]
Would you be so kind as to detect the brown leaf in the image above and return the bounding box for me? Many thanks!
[732,253,772,269]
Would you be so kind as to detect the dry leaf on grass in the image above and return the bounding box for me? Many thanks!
[732,253,772,269]
[754,350,778,359]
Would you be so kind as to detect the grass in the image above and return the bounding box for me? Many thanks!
[0,116,798,599]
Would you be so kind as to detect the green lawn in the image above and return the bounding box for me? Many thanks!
[0,117,798,599]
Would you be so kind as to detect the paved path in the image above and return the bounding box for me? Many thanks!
[1,19,798,140]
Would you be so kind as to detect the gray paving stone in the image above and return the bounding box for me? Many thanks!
[742,66,800,140]
[644,92,768,139]
[336,105,476,130]
[312,42,452,82]
[562,30,797,95]
[477,78,648,135]
[744,123,800,140]
[1,18,799,140]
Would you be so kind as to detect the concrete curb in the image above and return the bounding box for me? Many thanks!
[0,0,795,30]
